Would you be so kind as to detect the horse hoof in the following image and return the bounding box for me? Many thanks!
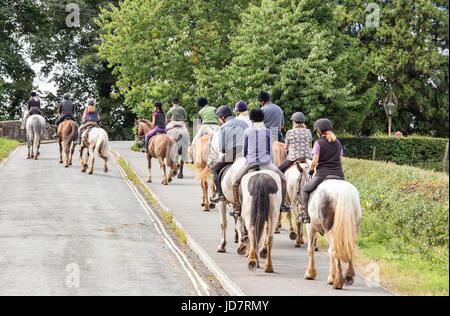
[315,247,319,252]
[59,160,63,164]
[34,157,38,161]
[333,278,344,290]
[345,276,354,286]
[168,178,172,183]
[294,242,302,248]
[177,174,183,179]
[259,248,267,259]
[88,170,93,175]
[203,208,210,212]
[304,270,317,280]
[209,203,216,209]
[248,260,257,271]
[264,266,274,273]
[147,178,152,183]
[69,162,72,166]
[289,231,297,240]
[30,155,34,159]
[274,228,280,234]
[104,168,108,173]
[217,247,226,253]
[65,165,69,168]
[237,245,247,256]
[201,203,205,207]
[27,156,31,159]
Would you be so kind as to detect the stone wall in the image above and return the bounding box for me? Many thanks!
[0,120,56,141]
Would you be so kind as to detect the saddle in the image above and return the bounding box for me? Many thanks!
[218,164,233,183]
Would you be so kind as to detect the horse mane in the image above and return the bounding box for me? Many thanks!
[138,119,153,129]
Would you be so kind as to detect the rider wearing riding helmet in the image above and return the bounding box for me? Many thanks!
[231,108,289,216]
[299,118,345,223]
[54,93,76,137]
[191,97,219,146]
[278,112,312,173]
[210,105,249,203]
[77,99,100,144]
[22,91,45,129]
[143,101,167,153]
[235,101,252,127]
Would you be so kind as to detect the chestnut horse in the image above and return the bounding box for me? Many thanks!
[58,119,79,168]
[192,134,217,212]
[135,120,178,185]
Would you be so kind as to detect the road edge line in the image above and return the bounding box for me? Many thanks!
[113,150,246,297]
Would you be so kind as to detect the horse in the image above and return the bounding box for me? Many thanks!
[237,168,282,273]
[304,179,361,289]
[272,141,288,234]
[135,120,178,185]
[57,119,79,168]
[79,126,110,174]
[192,133,217,212]
[23,111,46,160]
[167,125,190,179]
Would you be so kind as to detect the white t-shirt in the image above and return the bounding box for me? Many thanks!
[236,115,252,128]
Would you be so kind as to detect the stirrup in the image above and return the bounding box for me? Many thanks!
[280,205,291,212]
[229,209,241,217]
[210,195,225,203]
[297,211,310,224]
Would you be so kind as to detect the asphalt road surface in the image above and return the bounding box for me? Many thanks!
[0,143,202,296]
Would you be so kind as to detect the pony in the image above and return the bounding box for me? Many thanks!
[135,120,178,185]
[167,125,190,179]
[304,179,362,289]
[57,119,79,167]
[192,133,216,212]
[79,127,110,174]
[237,169,282,273]
[23,110,46,160]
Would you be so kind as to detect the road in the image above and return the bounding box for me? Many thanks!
[112,141,392,296]
[0,143,203,296]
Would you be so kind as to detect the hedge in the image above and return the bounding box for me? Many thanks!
[340,136,449,173]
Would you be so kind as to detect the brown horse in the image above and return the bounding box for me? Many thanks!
[58,119,79,168]
[192,134,216,212]
[135,120,178,185]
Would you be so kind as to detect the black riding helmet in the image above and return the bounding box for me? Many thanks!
[250,108,265,122]
[63,93,71,100]
[291,112,306,123]
[87,99,95,106]
[216,105,233,118]
[314,118,333,133]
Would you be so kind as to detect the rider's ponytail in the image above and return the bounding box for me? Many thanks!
[325,131,336,143]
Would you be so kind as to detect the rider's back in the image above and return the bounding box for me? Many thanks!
[60,99,74,116]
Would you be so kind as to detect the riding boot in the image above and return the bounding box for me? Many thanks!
[298,191,311,223]
[231,185,241,216]
[210,171,225,203]
[142,137,149,153]
[76,129,82,145]
[280,178,291,212]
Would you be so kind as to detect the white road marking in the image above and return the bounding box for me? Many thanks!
[113,158,211,296]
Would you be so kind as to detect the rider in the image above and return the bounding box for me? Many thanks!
[298,118,345,223]
[278,112,312,173]
[166,98,188,131]
[143,101,167,153]
[54,93,75,137]
[231,108,289,216]
[191,97,219,146]
[77,99,101,145]
[235,101,252,127]
[22,91,45,129]
[258,91,285,143]
[210,105,249,203]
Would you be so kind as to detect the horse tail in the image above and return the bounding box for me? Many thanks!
[195,166,210,180]
[68,121,78,143]
[30,118,40,148]
[249,173,278,244]
[332,190,359,263]
[96,130,109,162]
[165,137,177,168]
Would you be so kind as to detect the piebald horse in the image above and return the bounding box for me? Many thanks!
[57,119,79,167]
[304,179,361,289]
[237,168,282,273]
[192,134,216,212]
[79,127,110,174]
[23,110,46,160]
[135,120,178,185]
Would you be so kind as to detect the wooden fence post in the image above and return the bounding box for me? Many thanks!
[444,142,449,173]
[372,146,376,161]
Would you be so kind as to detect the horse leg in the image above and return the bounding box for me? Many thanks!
[260,222,269,259]
[247,226,258,271]
[103,155,108,173]
[274,213,282,234]
[344,260,355,286]
[64,142,70,168]
[264,231,274,273]
[304,224,317,280]
[79,146,87,172]
[294,222,303,248]
[333,256,344,289]
[158,157,168,185]
[201,177,209,212]
[287,210,297,241]
[327,240,336,284]
[59,139,63,164]
[217,201,227,253]
[146,154,152,183]
[27,139,31,159]
[69,141,76,166]
[234,215,239,244]
[88,145,95,174]
[177,160,184,179]
[209,178,216,209]
[237,216,248,255]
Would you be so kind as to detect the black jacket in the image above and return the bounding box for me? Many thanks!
[59,99,75,117]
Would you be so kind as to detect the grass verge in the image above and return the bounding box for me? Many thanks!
[0,138,21,162]
[282,157,449,296]
[117,157,187,245]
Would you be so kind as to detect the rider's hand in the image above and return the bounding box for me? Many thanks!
[309,169,315,176]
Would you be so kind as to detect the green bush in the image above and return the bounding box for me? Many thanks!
[340,136,449,173]
[344,159,449,284]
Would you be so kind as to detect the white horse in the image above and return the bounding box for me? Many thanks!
[168,125,190,179]
[79,127,110,174]
[304,179,361,289]
[239,169,282,273]
[23,109,46,160]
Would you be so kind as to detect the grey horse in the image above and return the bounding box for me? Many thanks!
[168,125,190,179]
[23,107,46,160]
